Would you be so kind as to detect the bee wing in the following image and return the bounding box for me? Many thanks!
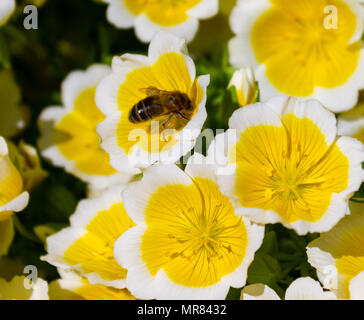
[139,86,165,97]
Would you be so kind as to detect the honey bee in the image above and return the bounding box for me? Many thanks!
[128,87,194,130]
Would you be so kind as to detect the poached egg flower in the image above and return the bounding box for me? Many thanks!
[114,154,264,300]
[229,0,364,112]
[42,189,135,289]
[38,65,132,191]
[307,206,364,299]
[96,31,209,173]
[210,96,364,235]
[241,277,337,300]
[104,0,218,43]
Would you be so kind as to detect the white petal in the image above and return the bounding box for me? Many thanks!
[114,225,156,299]
[241,284,280,300]
[62,64,111,111]
[336,136,364,200]
[285,277,337,300]
[135,14,199,44]
[105,0,136,29]
[270,97,337,147]
[42,228,86,269]
[306,247,338,291]
[154,269,230,300]
[187,0,219,20]
[228,102,283,137]
[122,164,192,224]
[0,136,8,156]
[0,192,29,214]
[229,0,271,35]
[148,31,188,63]
[69,188,125,229]
[228,0,271,68]
[349,271,364,300]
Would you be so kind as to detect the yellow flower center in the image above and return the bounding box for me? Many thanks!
[125,0,201,26]
[141,177,247,287]
[251,0,360,96]
[234,113,349,223]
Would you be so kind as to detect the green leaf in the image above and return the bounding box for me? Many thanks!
[247,253,281,285]
[258,231,279,256]
[45,185,77,219]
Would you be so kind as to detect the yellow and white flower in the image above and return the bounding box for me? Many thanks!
[307,207,364,299]
[229,0,364,112]
[0,137,29,255]
[38,65,132,191]
[49,269,135,300]
[228,67,258,107]
[42,189,135,289]
[104,0,218,43]
[96,31,209,173]
[114,154,264,300]
[209,96,364,235]
[241,277,337,300]
[0,70,27,138]
[0,276,49,300]
[0,0,15,27]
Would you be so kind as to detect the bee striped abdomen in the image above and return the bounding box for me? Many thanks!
[129,97,159,123]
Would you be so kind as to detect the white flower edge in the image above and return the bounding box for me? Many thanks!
[104,0,218,43]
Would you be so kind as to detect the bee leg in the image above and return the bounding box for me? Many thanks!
[161,113,175,142]
[176,112,190,121]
